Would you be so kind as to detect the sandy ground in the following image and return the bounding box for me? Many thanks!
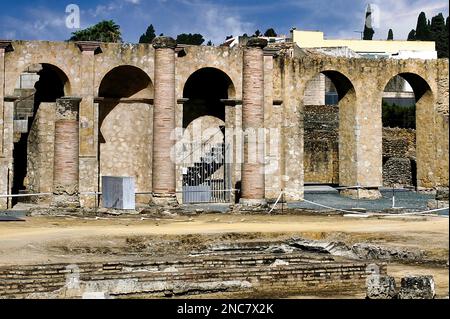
[0,213,448,297]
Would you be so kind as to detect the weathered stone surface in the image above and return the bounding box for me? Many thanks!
[436,188,449,201]
[152,36,177,49]
[246,37,268,49]
[340,189,382,200]
[366,275,397,299]
[0,40,447,209]
[351,243,425,262]
[398,275,436,299]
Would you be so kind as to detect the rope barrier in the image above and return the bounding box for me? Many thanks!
[268,192,284,214]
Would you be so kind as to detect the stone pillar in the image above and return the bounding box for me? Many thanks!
[240,38,267,205]
[0,41,13,209]
[151,37,177,205]
[52,97,81,207]
[76,42,101,208]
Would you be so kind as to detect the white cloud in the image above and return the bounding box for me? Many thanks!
[371,0,449,39]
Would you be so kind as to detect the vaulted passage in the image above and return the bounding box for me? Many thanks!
[182,67,234,128]
[98,65,153,204]
[181,68,235,203]
[12,63,69,206]
[381,73,433,189]
[303,71,356,187]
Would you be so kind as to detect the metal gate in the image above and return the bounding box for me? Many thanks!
[182,142,231,204]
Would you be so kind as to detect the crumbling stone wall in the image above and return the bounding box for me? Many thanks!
[25,102,55,203]
[382,128,416,187]
[99,102,153,204]
[304,105,339,184]
[304,105,417,187]
[0,40,448,208]
[0,256,385,298]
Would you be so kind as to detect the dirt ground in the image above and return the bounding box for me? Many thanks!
[0,213,448,298]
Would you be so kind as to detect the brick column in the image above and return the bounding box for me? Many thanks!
[53,97,81,207]
[240,38,268,205]
[76,42,101,208]
[151,36,177,205]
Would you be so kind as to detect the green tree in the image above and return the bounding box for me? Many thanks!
[207,40,213,46]
[430,13,449,58]
[139,24,156,43]
[264,28,277,37]
[176,33,205,45]
[407,29,416,41]
[253,30,261,37]
[69,20,122,43]
[415,12,430,40]
[387,29,394,40]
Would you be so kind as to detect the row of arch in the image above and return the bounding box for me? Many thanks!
[10,62,433,108]
[10,61,434,204]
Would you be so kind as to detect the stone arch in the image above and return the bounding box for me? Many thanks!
[302,69,357,187]
[10,63,71,206]
[380,72,435,189]
[6,58,74,97]
[182,67,235,128]
[97,65,154,204]
[98,65,153,98]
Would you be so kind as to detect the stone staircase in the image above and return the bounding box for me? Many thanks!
[182,144,225,187]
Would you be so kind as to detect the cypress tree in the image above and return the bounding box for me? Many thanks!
[415,12,430,40]
[139,24,156,44]
[430,13,448,58]
[407,29,416,41]
[387,29,394,40]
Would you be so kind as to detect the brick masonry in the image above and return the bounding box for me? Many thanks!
[241,40,267,203]
[0,254,386,298]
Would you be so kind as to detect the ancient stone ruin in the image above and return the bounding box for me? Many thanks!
[0,37,448,209]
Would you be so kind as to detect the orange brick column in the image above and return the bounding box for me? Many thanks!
[151,36,177,205]
[241,38,268,205]
[53,97,81,207]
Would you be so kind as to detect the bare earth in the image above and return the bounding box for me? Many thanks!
[0,213,448,297]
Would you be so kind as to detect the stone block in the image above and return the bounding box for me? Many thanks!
[366,274,397,299]
[102,176,135,210]
[398,275,435,299]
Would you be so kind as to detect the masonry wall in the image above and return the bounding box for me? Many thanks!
[25,102,55,203]
[303,105,417,187]
[0,255,385,298]
[0,41,448,209]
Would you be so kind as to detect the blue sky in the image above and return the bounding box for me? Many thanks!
[0,0,448,44]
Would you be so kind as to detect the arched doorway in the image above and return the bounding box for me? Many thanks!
[302,70,356,187]
[98,65,153,204]
[180,67,235,203]
[381,73,433,189]
[11,63,70,206]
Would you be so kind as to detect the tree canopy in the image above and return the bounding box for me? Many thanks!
[415,12,430,41]
[253,30,261,37]
[264,28,277,37]
[176,33,205,45]
[69,20,122,43]
[387,29,394,40]
[139,24,156,44]
[408,12,449,58]
[407,29,416,41]
[430,13,448,58]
